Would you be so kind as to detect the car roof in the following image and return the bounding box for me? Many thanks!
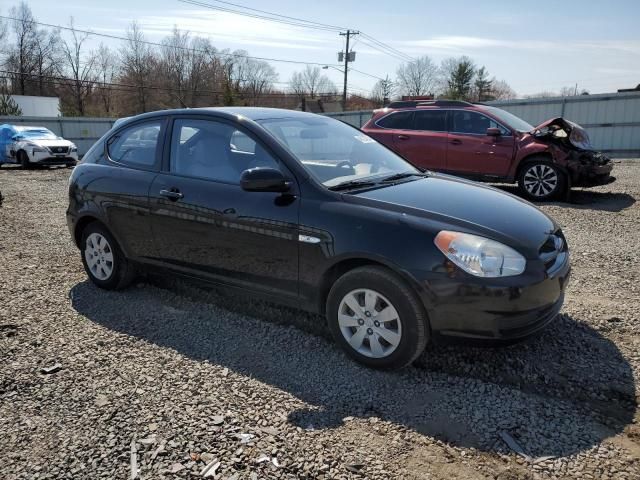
[116,107,326,128]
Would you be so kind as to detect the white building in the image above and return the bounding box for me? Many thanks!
[10,95,60,117]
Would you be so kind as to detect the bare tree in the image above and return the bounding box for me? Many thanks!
[288,65,336,98]
[0,10,7,44]
[32,26,60,96]
[159,27,191,107]
[120,21,155,113]
[242,59,277,105]
[491,79,517,100]
[289,71,306,98]
[395,55,439,97]
[370,75,394,105]
[60,18,96,115]
[96,43,118,115]
[187,36,218,107]
[7,2,38,95]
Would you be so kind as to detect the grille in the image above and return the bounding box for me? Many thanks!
[49,146,69,154]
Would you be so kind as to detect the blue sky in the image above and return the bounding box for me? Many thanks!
[13,0,640,97]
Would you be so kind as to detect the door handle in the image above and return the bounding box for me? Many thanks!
[397,134,410,140]
[223,208,237,217]
[450,139,462,145]
[159,189,184,201]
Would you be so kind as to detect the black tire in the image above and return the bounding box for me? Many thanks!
[18,151,31,169]
[517,159,566,201]
[80,222,135,290]
[326,266,429,369]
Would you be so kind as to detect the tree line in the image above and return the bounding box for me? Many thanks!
[370,55,516,104]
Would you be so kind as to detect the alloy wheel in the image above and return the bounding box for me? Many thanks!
[523,164,558,198]
[84,233,114,281]
[337,288,402,358]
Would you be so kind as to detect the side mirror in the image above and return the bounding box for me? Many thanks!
[486,127,501,137]
[11,135,24,141]
[240,167,290,193]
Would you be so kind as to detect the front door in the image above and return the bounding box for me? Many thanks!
[148,117,300,299]
[447,110,515,177]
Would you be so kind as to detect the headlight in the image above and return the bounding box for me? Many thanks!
[26,142,46,152]
[434,231,526,277]
[70,145,78,152]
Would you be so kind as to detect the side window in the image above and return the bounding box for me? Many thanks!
[451,111,508,135]
[170,119,279,183]
[376,111,413,129]
[107,121,161,167]
[412,110,447,132]
[230,131,255,154]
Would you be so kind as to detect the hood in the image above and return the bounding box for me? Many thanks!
[533,117,592,150]
[19,138,75,150]
[348,174,557,256]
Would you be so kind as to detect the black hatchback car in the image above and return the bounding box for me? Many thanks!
[67,108,570,369]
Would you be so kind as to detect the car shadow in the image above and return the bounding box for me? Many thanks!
[495,185,636,213]
[69,279,637,459]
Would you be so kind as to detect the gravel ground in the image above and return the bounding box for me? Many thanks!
[0,160,639,479]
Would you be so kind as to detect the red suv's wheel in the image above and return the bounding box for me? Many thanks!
[518,160,566,201]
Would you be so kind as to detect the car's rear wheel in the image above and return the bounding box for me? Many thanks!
[18,151,31,169]
[80,222,135,290]
[518,160,566,200]
[326,266,429,369]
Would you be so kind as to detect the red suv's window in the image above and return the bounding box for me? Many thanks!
[413,110,447,132]
[450,110,509,135]
[377,111,413,129]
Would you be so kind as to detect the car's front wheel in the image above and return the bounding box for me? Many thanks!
[518,160,566,201]
[80,222,135,290]
[326,266,429,369]
[18,151,31,169]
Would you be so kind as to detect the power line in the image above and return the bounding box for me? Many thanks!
[359,33,414,62]
[0,15,342,68]
[178,0,345,32]
[177,0,415,64]
[349,68,388,82]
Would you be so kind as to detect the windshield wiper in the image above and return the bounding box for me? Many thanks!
[327,179,378,191]
[380,172,426,183]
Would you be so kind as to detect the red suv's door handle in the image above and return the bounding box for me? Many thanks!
[450,139,462,145]
[397,134,410,140]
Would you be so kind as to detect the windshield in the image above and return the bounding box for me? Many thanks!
[18,128,58,140]
[483,106,534,133]
[257,116,419,187]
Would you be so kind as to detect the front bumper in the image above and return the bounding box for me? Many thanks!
[422,255,571,341]
[30,151,78,165]
[569,156,615,188]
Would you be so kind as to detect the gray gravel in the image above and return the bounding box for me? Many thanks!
[1,161,639,479]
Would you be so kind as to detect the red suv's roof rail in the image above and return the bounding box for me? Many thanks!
[387,100,473,109]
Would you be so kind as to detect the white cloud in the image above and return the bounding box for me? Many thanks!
[395,35,640,56]
[125,9,335,51]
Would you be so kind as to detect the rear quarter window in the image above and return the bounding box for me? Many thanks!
[376,111,414,129]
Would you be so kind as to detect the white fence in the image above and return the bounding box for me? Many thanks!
[2,91,639,157]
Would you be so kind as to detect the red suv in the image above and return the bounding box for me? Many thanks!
[362,100,615,200]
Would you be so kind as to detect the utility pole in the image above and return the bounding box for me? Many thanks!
[339,30,358,110]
